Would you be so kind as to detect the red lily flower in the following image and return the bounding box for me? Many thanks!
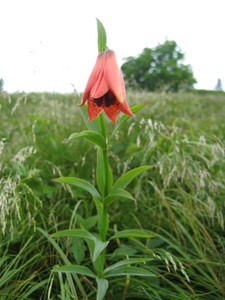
[80,50,133,124]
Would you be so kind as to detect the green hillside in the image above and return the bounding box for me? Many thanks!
[0,90,224,299]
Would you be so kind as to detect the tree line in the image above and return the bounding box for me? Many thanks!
[121,40,196,92]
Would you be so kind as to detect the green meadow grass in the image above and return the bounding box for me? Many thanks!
[0,90,224,299]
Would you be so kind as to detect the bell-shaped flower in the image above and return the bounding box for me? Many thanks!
[80,50,133,124]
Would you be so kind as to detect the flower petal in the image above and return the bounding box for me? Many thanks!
[80,52,107,106]
[88,98,103,122]
[117,99,134,116]
[103,91,133,124]
[90,72,108,99]
[104,50,126,104]
[103,103,121,124]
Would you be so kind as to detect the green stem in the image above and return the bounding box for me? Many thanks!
[103,149,109,197]
[99,113,110,197]
[94,114,110,278]
[99,113,110,241]
[99,112,106,137]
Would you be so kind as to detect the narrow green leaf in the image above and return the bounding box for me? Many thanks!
[105,266,155,278]
[52,229,93,239]
[71,238,86,264]
[104,258,154,274]
[113,244,138,256]
[0,256,8,268]
[94,198,109,241]
[53,265,96,278]
[96,18,107,52]
[96,278,109,300]
[104,188,135,205]
[51,229,108,262]
[107,161,113,194]
[53,177,102,200]
[130,103,147,113]
[80,105,102,133]
[81,215,98,230]
[118,103,146,126]
[113,165,153,190]
[21,279,49,299]
[65,130,105,149]
[58,271,66,300]
[110,103,146,141]
[96,149,113,197]
[0,269,20,288]
[86,239,109,262]
[110,229,153,240]
[37,228,82,298]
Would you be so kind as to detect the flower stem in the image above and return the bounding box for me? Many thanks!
[99,113,110,197]
[99,112,106,137]
[95,113,110,278]
[103,149,109,197]
[100,113,109,240]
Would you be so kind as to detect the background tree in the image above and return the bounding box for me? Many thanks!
[121,40,196,92]
[0,78,4,91]
[215,78,223,91]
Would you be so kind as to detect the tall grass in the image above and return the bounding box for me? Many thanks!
[0,90,224,299]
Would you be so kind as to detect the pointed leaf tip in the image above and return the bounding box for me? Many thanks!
[96,18,107,53]
[112,165,154,190]
[53,177,102,200]
[65,130,105,149]
[96,278,109,300]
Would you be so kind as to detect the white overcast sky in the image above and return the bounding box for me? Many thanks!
[1,0,225,93]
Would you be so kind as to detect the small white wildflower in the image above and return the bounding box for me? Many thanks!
[0,138,6,157]
[81,156,86,166]
[165,258,171,272]
[128,122,135,136]
[13,146,36,164]
[179,261,190,283]
[32,120,37,143]
[136,135,141,148]
[183,134,189,143]
[11,95,27,115]
[147,118,153,129]
[199,135,206,144]
[153,121,158,130]
[140,118,145,125]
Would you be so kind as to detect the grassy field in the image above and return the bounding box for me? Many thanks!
[0,90,225,299]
